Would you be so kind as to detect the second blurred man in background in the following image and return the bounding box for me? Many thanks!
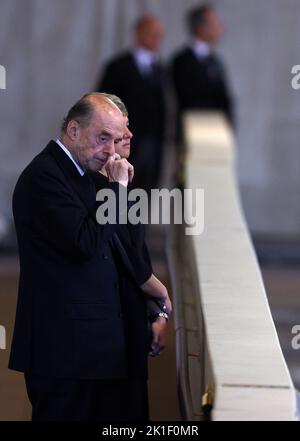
[172,4,234,129]
[97,15,166,194]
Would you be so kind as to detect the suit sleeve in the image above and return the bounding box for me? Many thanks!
[127,221,153,285]
[147,298,166,322]
[92,173,153,284]
[115,223,152,286]
[127,242,153,286]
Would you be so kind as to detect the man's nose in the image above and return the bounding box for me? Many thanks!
[125,128,133,139]
[104,139,115,155]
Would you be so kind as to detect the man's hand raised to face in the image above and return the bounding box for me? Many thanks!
[105,154,134,187]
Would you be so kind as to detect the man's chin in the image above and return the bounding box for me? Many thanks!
[90,160,105,171]
[118,149,130,159]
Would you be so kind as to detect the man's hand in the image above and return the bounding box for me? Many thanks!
[141,275,173,315]
[163,296,172,316]
[105,155,134,187]
[149,317,167,357]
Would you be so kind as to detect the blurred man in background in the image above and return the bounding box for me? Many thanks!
[97,15,166,194]
[0,213,9,245]
[172,4,234,128]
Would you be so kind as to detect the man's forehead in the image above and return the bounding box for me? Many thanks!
[96,116,126,135]
[92,108,124,126]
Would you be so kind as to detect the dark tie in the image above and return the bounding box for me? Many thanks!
[144,61,160,85]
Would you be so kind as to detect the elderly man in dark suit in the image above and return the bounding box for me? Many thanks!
[9,93,166,421]
[172,4,234,126]
[96,15,166,193]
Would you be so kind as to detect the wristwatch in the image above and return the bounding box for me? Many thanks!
[153,311,169,322]
[147,297,169,323]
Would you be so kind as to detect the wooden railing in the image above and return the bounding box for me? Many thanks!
[166,112,297,421]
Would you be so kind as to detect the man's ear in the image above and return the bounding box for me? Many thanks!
[66,120,79,141]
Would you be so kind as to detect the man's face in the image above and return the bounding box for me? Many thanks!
[137,20,164,52]
[71,109,125,172]
[197,9,224,45]
[115,117,133,159]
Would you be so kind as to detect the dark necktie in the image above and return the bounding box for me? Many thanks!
[144,61,160,85]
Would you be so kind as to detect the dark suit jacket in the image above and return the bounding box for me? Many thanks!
[92,172,166,346]
[172,47,234,124]
[9,140,149,380]
[92,172,153,284]
[97,51,165,141]
[97,51,167,192]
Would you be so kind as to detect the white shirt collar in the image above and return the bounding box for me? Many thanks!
[191,39,211,58]
[133,46,158,73]
[56,139,85,176]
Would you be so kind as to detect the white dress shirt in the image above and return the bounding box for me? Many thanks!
[191,39,211,59]
[133,46,158,75]
[56,139,85,176]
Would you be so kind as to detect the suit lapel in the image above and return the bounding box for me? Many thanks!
[47,140,96,217]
